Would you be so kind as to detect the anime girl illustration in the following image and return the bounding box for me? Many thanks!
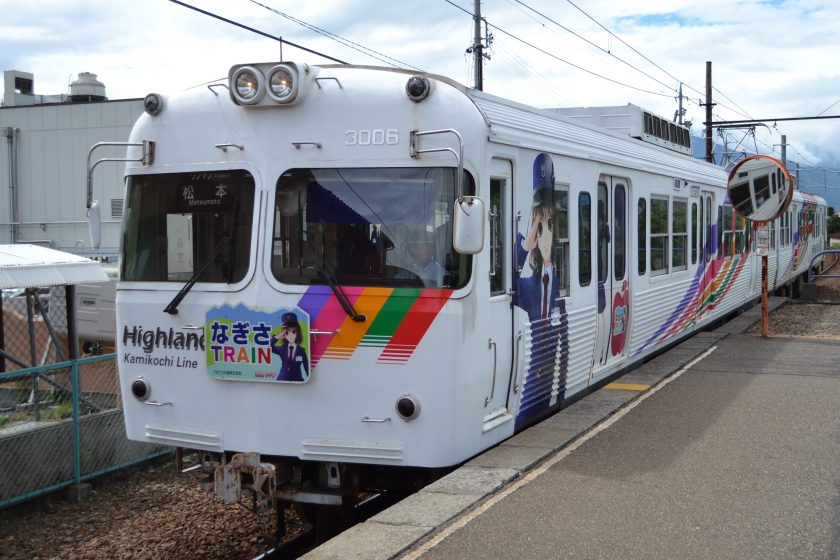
[271,312,310,382]
[513,152,568,423]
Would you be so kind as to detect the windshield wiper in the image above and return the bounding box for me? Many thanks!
[317,268,366,323]
[164,235,230,315]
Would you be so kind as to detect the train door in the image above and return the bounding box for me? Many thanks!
[484,158,515,427]
[592,176,630,374]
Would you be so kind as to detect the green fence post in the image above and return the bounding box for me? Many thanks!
[71,359,81,484]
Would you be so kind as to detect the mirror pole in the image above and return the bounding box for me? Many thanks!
[761,253,768,338]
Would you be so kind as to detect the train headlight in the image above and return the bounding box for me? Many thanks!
[228,62,313,106]
[131,377,151,402]
[230,65,265,105]
[396,394,420,421]
[267,64,298,103]
[143,93,164,116]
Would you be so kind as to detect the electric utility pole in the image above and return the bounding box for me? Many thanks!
[473,0,484,91]
[705,61,714,163]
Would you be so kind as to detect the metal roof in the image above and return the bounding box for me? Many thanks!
[0,244,109,289]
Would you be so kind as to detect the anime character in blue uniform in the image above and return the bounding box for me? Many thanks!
[271,312,310,382]
[514,153,569,424]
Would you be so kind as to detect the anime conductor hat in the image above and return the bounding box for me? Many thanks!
[281,312,300,328]
[532,153,555,208]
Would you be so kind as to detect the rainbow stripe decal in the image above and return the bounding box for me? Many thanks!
[297,286,452,366]
[634,235,750,356]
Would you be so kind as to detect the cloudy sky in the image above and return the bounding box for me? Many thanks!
[2,0,839,197]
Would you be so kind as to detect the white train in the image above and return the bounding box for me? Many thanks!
[107,62,827,535]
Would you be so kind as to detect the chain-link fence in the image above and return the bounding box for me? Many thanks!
[1,286,70,371]
[1,287,169,508]
[0,355,171,507]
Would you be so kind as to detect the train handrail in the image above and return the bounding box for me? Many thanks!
[807,249,840,284]
[409,128,464,197]
[86,141,154,208]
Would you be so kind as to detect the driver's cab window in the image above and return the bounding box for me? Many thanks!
[271,167,473,289]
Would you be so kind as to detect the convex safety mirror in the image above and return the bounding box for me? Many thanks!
[726,155,793,222]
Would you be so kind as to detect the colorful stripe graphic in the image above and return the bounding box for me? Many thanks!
[296,286,452,367]
[379,289,453,364]
[634,234,750,356]
[322,287,393,360]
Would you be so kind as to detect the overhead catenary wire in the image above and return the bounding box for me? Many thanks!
[174,0,836,189]
[562,0,686,91]
[508,0,679,94]
[442,0,673,97]
[168,0,347,64]
[245,0,424,71]
[490,34,581,106]
[503,0,770,138]
[818,97,840,117]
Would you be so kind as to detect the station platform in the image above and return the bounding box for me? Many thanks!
[304,297,840,559]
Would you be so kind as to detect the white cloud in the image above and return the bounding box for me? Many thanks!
[1,0,839,181]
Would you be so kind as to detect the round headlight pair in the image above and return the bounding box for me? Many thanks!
[230,64,298,105]
[233,66,264,103]
[268,66,296,100]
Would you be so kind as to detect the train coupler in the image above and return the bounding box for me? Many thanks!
[213,451,277,511]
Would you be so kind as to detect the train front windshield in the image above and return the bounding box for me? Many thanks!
[121,170,255,283]
[272,168,471,290]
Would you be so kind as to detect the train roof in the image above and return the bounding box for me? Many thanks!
[133,63,729,187]
[318,65,727,186]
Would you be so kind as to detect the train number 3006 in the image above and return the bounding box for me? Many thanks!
[345,129,399,146]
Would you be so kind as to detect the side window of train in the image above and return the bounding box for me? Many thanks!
[691,202,698,265]
[578,192,592,286]
[672,198,688,271]
[650,196,668,275]
[722,204,747,258]
[738,214,749,253]
[793,210,798,244]
[717,205,723,258]
[597,183,608,284]
[780,212,787,246]
[705,197,713,262]
[637,197,646,276]
[778,212,783,246]
[489,178,504,295]
[555,184,571,297]
[613,184,626,281]
[799,209,805,239]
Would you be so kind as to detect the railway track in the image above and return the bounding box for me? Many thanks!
[251,489,415,559]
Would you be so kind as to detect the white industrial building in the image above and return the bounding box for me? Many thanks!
[1,69,143,261]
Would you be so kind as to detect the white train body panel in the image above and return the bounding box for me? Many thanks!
[115,64,827,471]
